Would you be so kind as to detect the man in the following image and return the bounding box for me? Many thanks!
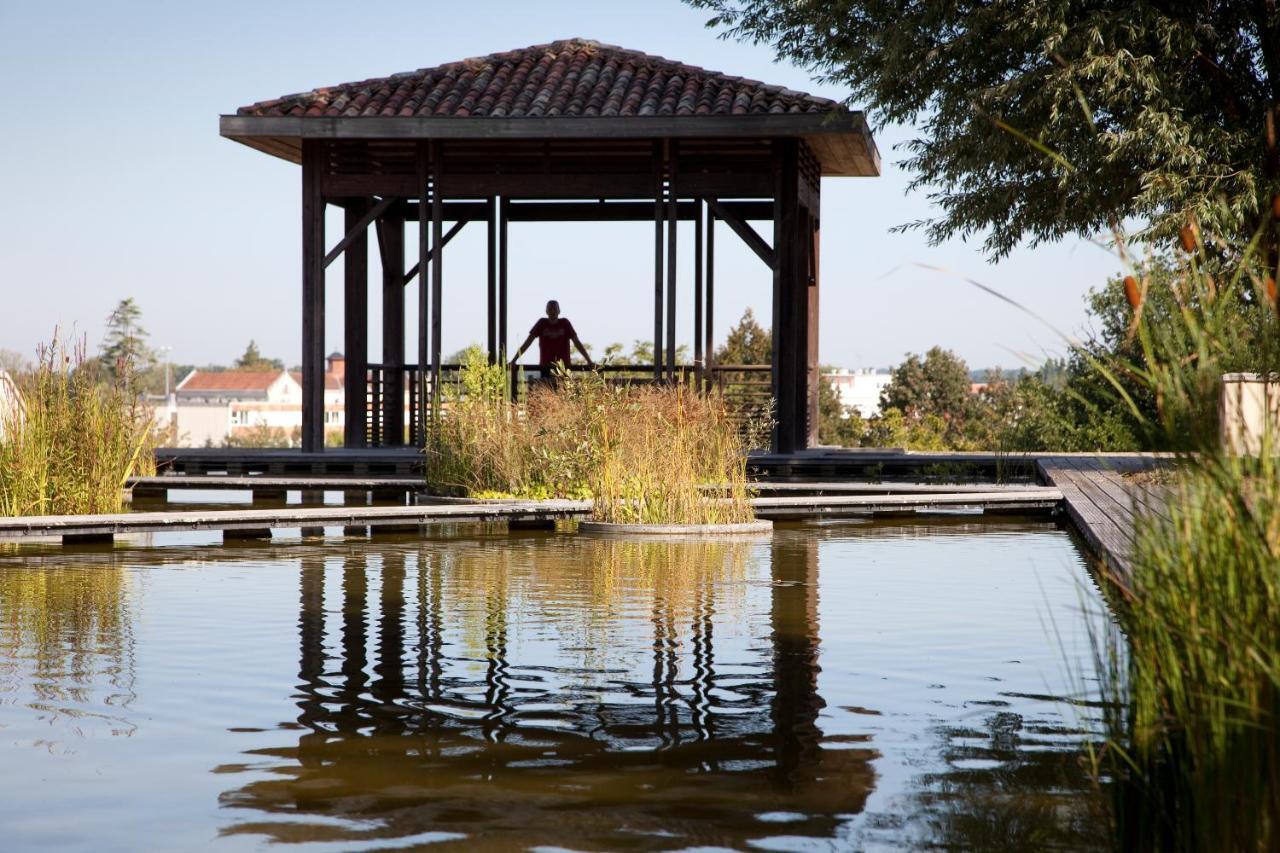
[510,300,594,374]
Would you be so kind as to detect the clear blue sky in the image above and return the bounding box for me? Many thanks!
[0,1,1122,371]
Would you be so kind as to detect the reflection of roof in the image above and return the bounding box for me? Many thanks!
[237,40,840,119]
[178,370,286,393]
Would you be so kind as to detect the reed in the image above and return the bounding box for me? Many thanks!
[426,352,755,524]
[1081,238,1280,851]
[0,336,157,516]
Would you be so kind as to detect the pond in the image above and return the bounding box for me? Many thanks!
[0,521,1111,851]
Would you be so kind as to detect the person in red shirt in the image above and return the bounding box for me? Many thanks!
[510,300,594,374]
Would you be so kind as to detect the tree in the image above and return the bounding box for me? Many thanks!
[689,1,1280,257]
[714,308,772,364]
[881,347,974,425]
[233,340,283,371]
[99,298,153,380]
[818,371,863,446]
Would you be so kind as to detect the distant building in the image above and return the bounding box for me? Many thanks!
[166,353,348,447]
[824,368,892,417]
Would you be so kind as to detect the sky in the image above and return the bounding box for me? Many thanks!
[0,1,1125,372]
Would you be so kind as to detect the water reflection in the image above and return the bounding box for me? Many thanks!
[217,536,874,849]
[0,557,136,741]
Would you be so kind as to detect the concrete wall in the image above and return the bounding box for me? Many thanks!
[1220,373,1280,455]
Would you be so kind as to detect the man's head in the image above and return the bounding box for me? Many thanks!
[545,300,561,319]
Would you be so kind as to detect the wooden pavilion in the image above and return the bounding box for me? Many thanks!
[220,39,879,454]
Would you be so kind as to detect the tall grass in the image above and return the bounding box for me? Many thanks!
[1079,235,1280,850]
[0,336,156,516]
[426,350,755,524]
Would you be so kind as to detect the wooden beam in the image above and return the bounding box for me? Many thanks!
[343,199,370,448]
[806,207,821,447]
[771,139,806,454]
[694,200,703,386]
[653,142,665,380]
[705,208,715,375]
[430,143,444,430]
[487,197,497,363]
[707,198,776,270]
[322,195,396,269]
[300,141,326,452]
[499,198,509,362]
[402,220,465,287]
[422,140,437,445]
[666,140,678,379]
[380,208,405,446]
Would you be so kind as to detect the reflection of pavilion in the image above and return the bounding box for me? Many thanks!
[217,537,876,848]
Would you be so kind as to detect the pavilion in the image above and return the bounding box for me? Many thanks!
[219,39,879,454]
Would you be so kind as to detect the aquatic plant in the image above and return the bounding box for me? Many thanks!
[0,335,157,516]
[426,350,755,524]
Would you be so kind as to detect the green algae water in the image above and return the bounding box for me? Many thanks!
[0,521,1109,851]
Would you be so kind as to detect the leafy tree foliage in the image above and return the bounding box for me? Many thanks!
[233,340,283,371]
[689,1,1280,255]
[879,346,975,442]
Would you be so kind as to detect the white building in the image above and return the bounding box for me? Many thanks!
[824,368,892,417]
[167,354,347,447]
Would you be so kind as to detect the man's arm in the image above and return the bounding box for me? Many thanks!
[571,334,594,368]
[510,321,542,365]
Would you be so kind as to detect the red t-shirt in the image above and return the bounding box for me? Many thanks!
[530,317,575,367]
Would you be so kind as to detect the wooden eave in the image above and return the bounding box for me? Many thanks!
[218,112,881,178]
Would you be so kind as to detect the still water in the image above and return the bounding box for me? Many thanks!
[0,521,1110,851]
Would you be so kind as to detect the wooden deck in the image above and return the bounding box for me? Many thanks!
[1035,455,1169,577]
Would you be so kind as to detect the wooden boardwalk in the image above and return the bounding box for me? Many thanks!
[1035,455,1169,577]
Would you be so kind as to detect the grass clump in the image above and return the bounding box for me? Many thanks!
[0,337,156,516]
[426,350,755,525]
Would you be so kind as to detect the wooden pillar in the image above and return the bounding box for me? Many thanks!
[806,207,821,447]
[706,206,715,380]
[417,144,431,448]
[772,139,806,454]
[653,141,665,380]
[486,196,497,364]
[499,198,509,361]
[343,199,370,448]
[694,199,704,387]
[665,140,679,379]
[301,141,326,452]
[380,208,405,446]
[429,144,444,431]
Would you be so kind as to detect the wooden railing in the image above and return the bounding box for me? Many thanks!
[358,362,774,447]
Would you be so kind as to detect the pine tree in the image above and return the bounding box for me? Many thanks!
[233,340,283,371]
[714,308,772,365]
[99,298,153,380]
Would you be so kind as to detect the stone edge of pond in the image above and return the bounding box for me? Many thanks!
[577,520,774,538]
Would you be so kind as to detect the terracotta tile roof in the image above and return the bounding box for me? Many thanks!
[238,39,840,120]
[290,372,343,391]
[177,370,288,393]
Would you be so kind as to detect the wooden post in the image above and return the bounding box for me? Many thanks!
[694,199,704,387]
[418,144,431,447]
[486,196,497,364]
[806,207,821,447]
[343,199,370,448]
[499,197,509,362]
[430,143,444,431]
[380,208,405,446]
[772,139,805,454]
[301,141,326,453]
[666,140,678,380]
[653,141,665,380]
[706,206,715,380]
